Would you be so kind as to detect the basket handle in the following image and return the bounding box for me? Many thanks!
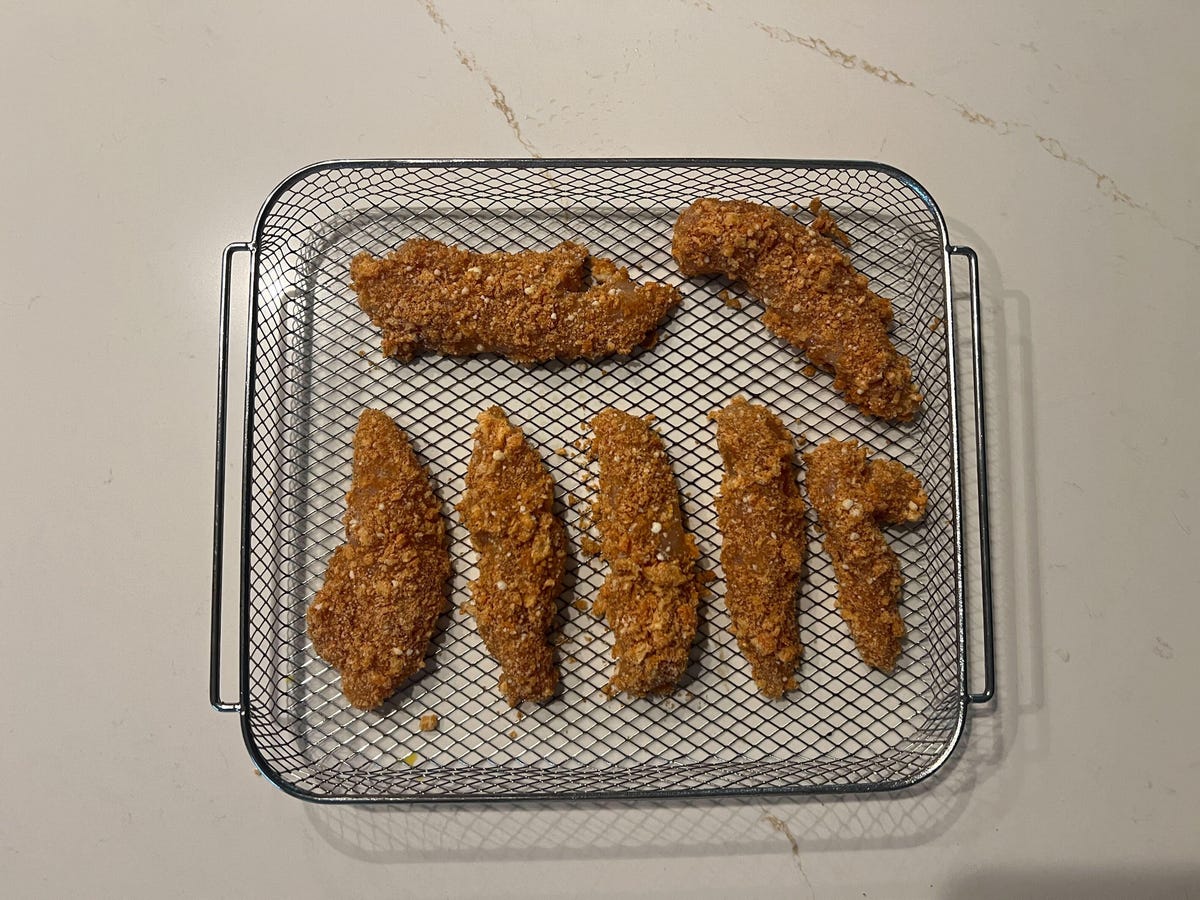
[950,244,995,704]
[211,242,252,713]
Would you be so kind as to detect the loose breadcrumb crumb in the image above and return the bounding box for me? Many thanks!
[419,713,439,732]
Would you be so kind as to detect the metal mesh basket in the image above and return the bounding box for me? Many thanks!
[211,159,994,801]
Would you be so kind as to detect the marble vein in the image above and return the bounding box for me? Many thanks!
[418,0,541,157]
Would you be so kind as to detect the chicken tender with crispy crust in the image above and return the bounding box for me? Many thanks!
[804,439,927,671]
[672,198,922,421]
[306,410,451,709]
[458,407,566,706]
[350,239,680,363]
[711,397,806,698]
[588,409,701,697]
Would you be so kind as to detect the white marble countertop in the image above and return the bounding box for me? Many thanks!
[3,2,1197,897]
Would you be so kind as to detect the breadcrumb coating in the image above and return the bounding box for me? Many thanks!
[350,239,680,363]
[306,410,451,709]
[458,407,566,706]
[588,409,701,696]
[672,198,922,421]
[711,397,806,698]
[804,439,927,671]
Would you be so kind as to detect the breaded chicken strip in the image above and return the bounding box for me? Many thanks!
[672,198,922,421]
[711,397,806,698]
[350,239,680,363]
[589,409,701,696]
[306,410,450,709]
[804,439,927,671]
[458,407,566,706]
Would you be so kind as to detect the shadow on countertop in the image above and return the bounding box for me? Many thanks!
[299,220,1049,864]
[940,864,1199,900]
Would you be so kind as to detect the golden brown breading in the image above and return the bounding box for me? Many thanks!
[711,397,806,698]
[350,239,680,363]
[672,198,922,421]
[803,439,927,671]
[458,406,566,706]
[588,409,701,696]
[306,410,450,709]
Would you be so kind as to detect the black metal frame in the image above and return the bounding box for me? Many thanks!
[212,159,994,803]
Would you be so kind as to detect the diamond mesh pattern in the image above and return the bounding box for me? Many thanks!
[237,161,964,801]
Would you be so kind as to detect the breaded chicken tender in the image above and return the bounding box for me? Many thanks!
[458,407,566,706]
[350,239,680,363]
[672,198,922,421]
[711,397,806,698]
[588,409,701,696]
[306,410,450,709]
[804,439,927,671]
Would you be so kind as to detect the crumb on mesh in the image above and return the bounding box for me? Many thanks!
[419,713,439,732]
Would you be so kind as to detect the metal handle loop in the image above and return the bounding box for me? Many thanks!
[211,242,252,713]
[949,245,995,704]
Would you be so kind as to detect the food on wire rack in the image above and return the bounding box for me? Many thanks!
[458,406,567,706]
[711,397,806,698]
[349,238,681,363]
[587,409,701,696]
[671,198,923,421]
[804,439,927,671]
[306,409,451,709]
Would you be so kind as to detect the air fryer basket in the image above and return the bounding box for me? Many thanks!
[211,160,994,801]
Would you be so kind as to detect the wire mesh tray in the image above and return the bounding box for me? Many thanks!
[211,159,994,802]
